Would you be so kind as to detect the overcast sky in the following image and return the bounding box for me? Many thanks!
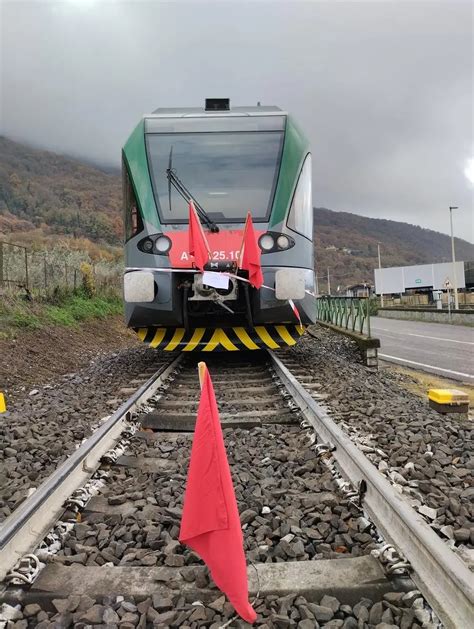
[1,0,473,239]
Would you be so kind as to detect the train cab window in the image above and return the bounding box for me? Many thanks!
[145,130,284,224]
[123,161,144,241]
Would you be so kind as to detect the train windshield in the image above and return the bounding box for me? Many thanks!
[146,131,284,223]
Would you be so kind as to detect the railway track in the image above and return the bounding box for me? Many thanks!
[0,352,472,628]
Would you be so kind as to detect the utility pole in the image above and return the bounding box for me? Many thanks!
[327,268,331,295]
[449,206,459,310]
[377,242,384,307]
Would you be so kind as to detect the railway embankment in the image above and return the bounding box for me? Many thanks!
[0,313,136,396]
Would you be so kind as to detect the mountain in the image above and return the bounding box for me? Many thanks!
[1,136,472,286]
[313,208,474,287]
[0,136,122,245]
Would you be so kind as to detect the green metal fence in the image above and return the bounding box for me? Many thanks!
[316,296,372,337]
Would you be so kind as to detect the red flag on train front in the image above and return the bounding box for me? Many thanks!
[179,363,257,624]
[239,212,263,289]
[188,200,211,271]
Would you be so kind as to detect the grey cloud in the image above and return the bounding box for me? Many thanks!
[1,0,472,239]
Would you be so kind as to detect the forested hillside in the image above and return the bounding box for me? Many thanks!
[0,137,121,244]
[314,208,474,286]
[1,136,472,287]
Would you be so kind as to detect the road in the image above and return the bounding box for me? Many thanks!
[371,316,474,382]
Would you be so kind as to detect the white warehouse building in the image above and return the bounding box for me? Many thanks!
[374,261,466,295]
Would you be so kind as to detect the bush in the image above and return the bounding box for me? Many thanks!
[368,298,379,316]
[80,262,96,298]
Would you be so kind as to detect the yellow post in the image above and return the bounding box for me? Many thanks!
[0,392,6,414]
[198,362,207,389]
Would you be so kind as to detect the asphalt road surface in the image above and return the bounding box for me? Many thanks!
[371,316,474,382]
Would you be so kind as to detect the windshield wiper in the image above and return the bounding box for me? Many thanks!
[166,147,219,233]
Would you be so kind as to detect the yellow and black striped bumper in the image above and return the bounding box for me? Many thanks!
[135,325,306,351]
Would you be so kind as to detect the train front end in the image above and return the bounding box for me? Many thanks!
[123,100,315,351]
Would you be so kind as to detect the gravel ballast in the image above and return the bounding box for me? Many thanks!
[54,424,378,568]
[1,349,444,627]
[0,347,171,521]
[279,327,474,556]
[1,589,434,627]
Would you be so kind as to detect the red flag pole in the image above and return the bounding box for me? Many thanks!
[238,211,263,289]
[190,200,211,254]
[188,200,211,271]
[198,361,207,389]
[237,212,251,269]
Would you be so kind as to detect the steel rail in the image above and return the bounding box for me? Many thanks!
[0,354,183,581]
[269,350,474,629]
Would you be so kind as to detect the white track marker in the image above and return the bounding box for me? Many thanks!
[379,353,474,380]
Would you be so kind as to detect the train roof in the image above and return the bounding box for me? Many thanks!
[148,105,285,117]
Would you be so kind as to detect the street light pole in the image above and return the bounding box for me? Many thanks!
[377,242,384,307]
[449,206,459,310]
[327,267,331,295]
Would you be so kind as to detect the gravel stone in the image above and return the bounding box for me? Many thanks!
[0,604,22,621]
[240,508,258,525]
[23,604,41,617]
[77,604,105,624]
[208,596,226,613]
[102,607,120,624]
[52,599,69,614]
[454,528,471,542]
[150,609,177,624]
[319,595,340,612]
[50,612,72,628]
[307,604,333,622]
[369,601,384,625]
[418,505,438,520]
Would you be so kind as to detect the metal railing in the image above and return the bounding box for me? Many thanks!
[316,296,371,337]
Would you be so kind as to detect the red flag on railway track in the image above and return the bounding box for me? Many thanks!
[239,212,263,289]
[179,363,257,625]
[188,200,211,271]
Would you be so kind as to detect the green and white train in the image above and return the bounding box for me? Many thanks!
[122,99,315,351]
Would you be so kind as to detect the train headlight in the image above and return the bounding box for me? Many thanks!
[259,234,275,251]
[287,153,313,240]
[142,238,154,252]
[154,235,172,253]
[258,232,295,254]
[138,234,172,255]
[276,235,290,250]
